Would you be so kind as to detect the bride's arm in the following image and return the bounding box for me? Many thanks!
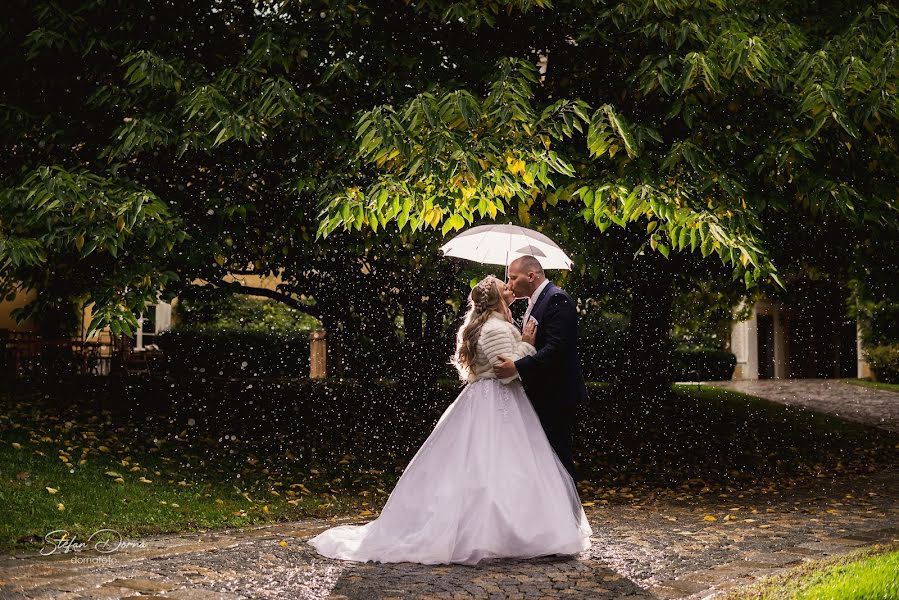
[481,324,534,384]
[511,325,537,358]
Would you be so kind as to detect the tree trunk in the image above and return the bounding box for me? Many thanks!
[617,251,676,398]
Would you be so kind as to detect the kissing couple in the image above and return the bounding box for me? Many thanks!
[310,255,592,565]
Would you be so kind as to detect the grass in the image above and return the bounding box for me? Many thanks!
[2,379,897,553]
[672,384,880,437]
[844,378,899,393]
[0,389,385,553]
[576,382,898,491]
[722,543,899,599]
[1,438,361,551]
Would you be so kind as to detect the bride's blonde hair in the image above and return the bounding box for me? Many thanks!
[451,275,507,380]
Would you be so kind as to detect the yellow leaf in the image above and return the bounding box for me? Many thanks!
[703,515,718,522]
[138,477,152,484]
[11,443,22,450]
[98,446,110,452]
[46,487,59,495]
[170,503,179,508]
[262,505,269,513]
[582,501,595,507]
[279,541,288,548]
[57,503,65,511]
[114,478,124,485]
[215,499,224,505]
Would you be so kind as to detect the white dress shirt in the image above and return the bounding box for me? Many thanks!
[521,279,550,331]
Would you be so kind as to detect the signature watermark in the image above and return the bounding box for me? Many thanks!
[40,529,146,561]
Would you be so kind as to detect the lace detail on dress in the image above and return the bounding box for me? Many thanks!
[498,382,511,421]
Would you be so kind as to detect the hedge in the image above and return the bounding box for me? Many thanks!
[671,348,737,381]
[865,345,899,384]
[156,329,310,378]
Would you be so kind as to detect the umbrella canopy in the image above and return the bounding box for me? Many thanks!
[439,224,573,270]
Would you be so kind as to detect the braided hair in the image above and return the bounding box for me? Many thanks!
[451,275,507,380]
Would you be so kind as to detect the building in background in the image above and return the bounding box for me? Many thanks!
[730,299,872,380]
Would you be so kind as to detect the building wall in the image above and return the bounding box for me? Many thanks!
[0,289,38,332]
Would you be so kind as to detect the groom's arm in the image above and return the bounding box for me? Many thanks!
[514,293,576,378]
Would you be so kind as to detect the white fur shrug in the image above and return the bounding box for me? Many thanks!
[467,312,537,384]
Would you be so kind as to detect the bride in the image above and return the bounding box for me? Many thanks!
[308,275,592,565]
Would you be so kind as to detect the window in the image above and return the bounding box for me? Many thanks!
[135,301,172,350]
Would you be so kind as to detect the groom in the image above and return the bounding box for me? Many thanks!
[494,255,588,481]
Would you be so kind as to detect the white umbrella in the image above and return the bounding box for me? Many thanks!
[439,224,573,271]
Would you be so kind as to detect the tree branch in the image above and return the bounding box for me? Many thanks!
[209,279,322,319]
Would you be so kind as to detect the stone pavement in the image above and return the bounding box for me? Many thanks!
[702,379,899,433]
[2,471,897,600]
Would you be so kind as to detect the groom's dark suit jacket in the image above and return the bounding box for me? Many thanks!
[514,282,588,480]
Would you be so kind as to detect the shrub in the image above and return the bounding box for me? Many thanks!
[865,345,899,384]
[156,329,310,378]
[174,293,320,334]
[671,347,737,381]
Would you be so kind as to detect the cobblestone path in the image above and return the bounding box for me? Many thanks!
[2,471,896,600]
[703,379,899,433]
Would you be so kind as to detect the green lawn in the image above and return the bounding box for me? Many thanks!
[722,543,899,599]
[0,391,382,552]
[844,378,899,393]
[2,380,897,553]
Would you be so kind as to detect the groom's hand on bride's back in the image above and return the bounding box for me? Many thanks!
[494,356,517,379]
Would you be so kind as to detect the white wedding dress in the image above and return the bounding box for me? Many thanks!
[308,313,592,566]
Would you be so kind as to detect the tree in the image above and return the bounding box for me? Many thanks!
[0,0,504,381]
[317,0,898,393]
[2,0,896,391]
